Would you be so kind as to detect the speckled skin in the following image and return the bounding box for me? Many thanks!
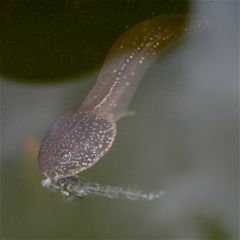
[38,15,207,180]
[38,109,116,180]
[81,15,189,121]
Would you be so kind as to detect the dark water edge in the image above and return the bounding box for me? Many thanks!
[0,0,190,84]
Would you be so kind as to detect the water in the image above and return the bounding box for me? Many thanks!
[1,0,238,239]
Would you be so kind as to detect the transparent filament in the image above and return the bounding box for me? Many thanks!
[42,177,165,201]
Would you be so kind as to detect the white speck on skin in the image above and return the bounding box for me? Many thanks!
[139,56,145,64]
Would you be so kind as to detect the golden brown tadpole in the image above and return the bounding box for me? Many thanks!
[38,15,208,186]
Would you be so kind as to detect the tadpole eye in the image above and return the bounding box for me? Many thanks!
[59,151,71,164]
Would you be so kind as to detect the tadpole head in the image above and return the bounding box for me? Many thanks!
[38,110,116,180]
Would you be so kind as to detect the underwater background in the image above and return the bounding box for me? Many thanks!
[1,0,239,239]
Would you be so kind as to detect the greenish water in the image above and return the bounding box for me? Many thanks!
[0,0,189,83]
[1,0,239,239]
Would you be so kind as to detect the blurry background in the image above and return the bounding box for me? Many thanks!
[1,0,239,239]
